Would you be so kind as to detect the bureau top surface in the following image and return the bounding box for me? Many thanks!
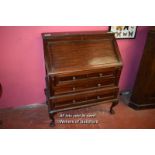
[42,31,122,75]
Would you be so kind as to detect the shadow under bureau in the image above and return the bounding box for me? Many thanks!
[42,31,123,127]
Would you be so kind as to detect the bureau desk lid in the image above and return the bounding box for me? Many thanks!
[42,31,122,75]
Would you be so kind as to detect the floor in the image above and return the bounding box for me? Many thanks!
[0,101,155,129]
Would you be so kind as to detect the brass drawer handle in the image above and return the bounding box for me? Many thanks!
[97,83,101,87]
[97,96,101,99]
[72,76,76,80]
[99,73,103,77]
[72,99,76,103]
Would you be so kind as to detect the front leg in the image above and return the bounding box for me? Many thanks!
[110,100,119,114]
[49,113,56,127]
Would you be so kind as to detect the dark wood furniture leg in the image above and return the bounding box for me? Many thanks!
[110,101,118,114]
[44,88,49,105]
[49,113,56,127]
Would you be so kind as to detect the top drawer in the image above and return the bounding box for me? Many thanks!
[51,67,121,86]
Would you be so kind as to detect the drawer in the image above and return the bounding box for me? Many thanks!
[53,76,115,95]
[53,68,118,86]
[50,87,119,108]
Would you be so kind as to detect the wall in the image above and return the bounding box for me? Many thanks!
[0,26,149,108]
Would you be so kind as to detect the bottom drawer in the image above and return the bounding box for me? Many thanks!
[50,87,118,108]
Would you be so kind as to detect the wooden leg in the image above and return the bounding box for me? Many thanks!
[0,120,3,129]
[49,113,55,127]
[44,88,49,105]
[110,101,119,114]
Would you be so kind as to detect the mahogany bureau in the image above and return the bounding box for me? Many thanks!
[42,31,123,126]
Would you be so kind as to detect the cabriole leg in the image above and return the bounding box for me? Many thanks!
[110,101,119,114]
[49,113,55,127]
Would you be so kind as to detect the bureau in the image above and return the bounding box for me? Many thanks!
[42,31,123,127]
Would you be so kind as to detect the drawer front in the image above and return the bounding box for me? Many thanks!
[50,87,119,108]
[53,68,118,86]
[53,76,115,95]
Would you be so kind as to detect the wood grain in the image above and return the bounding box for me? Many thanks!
[42,31,123,126]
